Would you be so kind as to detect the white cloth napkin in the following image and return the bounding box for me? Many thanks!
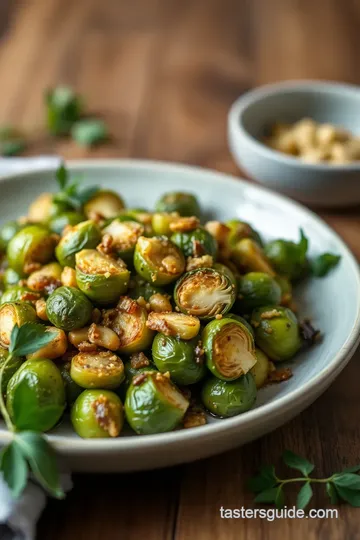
[0,156,72,540]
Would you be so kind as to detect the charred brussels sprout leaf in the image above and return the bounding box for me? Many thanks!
[75,249,130,304]
[7,225,57,276]
[71,389,124,438]
[155,192,201,218]
[152,333,206,385]
[55,220,102,268]
[46,286,92,331]
[171,228,217,259]
[134,236,185,286]
[6,358,65,432]
[201,373,256,417]
[251,306,302,361]
[310,253,341,277]
[264,229,309,281]
[71,351,125,389]
[84,190,125,220]
[202,317,256,381]
[174,268,236,320]
[237,272,281,312]
[125,371,189,435]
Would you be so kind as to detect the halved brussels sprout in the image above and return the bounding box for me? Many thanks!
[105,296,154,354]
[151,212,180,236]
[202,317,256,381]
[264,230,308,281]
[27,193,53,222]
[115,209,153,236]
[251,306,302,361]
[0,347,22,395]
[125,371,189,434]
[155,192,201,217]
[201,373,256,417]
[6,358,65,431]
[250,348,271,389]
[27,262,62,294]
[236,272,281,312]
[226,219,263,248]
[7,225,57,276]
[0,286,38,306]
[171,228,217,259]
[134,236,185,286]
[0,302,37,348]
[59,362,83,406]
[0,221,26,252]
[49,211,86,235]
[152,334,206,385]
[120,354,157,399]
[232,239,275,276]
[70,350,125,389]
[46,286,93,331]
[55,220,102,268]
[226,313,255,338]
[71,389,124,438]
[101,219,144,264]
[27,327,67,360]
[75,249,130,305]
[213,262,237,287]
[128,275,164,301]
[174,268,236,319]
[146,312,200,340]
[84,190,125,220]
[3,268,22,289]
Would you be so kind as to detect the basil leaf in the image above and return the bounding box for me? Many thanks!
[296,482,313,509]
[55,164,68,191]
[326,482,339,504]
[248,465,277,492]
[254,487,279,504]
[46,86,83,136]
[342,465,360,474]
[10,323,55,357]
[71,119,108,147]
[282,450,314,476]
[310,253,341,277]
[0,442,28,498]
[15,432,64,499]
[334,486,360,507]
[333,473,360,490]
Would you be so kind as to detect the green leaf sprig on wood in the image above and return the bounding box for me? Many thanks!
[0,323,64,499]
[249,450,360,509]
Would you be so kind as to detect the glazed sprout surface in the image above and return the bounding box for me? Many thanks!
[0,165,339,439]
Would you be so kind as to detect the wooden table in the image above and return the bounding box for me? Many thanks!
[1,0,360,538]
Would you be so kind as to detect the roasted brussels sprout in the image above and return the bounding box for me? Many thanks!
[46,286,92,331]
[105,296,154,354]
[27,262,62,294]
[128,275,164,301]
[201,373,256,417]
[0,221,26,252]
[174,268,236,319]
[226,313,255,338]
[213,262,237,287]
[0,286,36,305]
[7,225,57,276]
[59,362,83,405]
[171,228,217,259]
[152,334,206,385]
[134,236,185,286]
[0,347,22,395]
[264,230,308,281]
[236,272,281,312]
[3,268,22,289]
[250,348,271,389]
[71,389,124,438]
[75,249,130,305]
[27,327,67,360]
[101,218,144,264]
[120,355,157,398]
[125,371,189,434]
[232,239,275,276]
[71,350,125,389]
[0,302,37,348]
[251,306,302,361]
[55,220,102,268]
[202,317,256,381]
[151,212,179,236]
[27,193,54,222]
[146,312,200,340]
[84,190,125,220]
[226,219,263,247]
[155,192,201,218]
[49,211,86,235]
[275,275,293,306]
[6,358,65,431]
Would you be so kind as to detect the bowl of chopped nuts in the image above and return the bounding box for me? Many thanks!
[228,80,360,207]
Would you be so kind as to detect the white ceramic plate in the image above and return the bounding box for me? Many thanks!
[1,160,359,472]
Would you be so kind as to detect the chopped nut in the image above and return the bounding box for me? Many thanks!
[260,309,282,320]
[77,341,99,353]
[61,266,78,288]
[148,293,172,313]
[267,368,293,383]
[97,233,114,255]
[186,255,213,271]
[133,373,147,386]
[130,352,150,369]
[183,410,207,429]
[35,298,48,321]
[91,308,102,324]
[169,216,200,233]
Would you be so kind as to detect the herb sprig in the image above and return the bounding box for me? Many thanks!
[0,323,64,499]
[249,450,360,509]
[53,163,99,211]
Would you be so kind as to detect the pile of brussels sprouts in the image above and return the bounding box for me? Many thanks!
[0,171,331,439]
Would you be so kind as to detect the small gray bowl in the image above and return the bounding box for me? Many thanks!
[228,80,360,207]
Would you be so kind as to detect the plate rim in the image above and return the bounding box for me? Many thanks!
[1,158,359,452]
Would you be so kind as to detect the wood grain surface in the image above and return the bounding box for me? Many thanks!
[1,0,360,538]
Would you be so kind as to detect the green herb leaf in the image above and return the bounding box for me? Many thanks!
[333,473,360,490]
[55,164,68,190]
[342,465,360,474]
[71,119,108,147]
[282,450,314,476]
[254,487,279,504]
[0,126,26,157]
[310,253,341,277]
[10,323,55,357]
[75,186,100,205]
[248,465,278,493]
[0,442,28,498]
[296,482,313,509]
[46,86,83,136]
[15,432,64,499]
[326,482,339,504]
[334,486,360,507]
[298,228,309,259]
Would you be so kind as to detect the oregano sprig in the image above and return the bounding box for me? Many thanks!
[249,450,360,509]
[0,323,65,499]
